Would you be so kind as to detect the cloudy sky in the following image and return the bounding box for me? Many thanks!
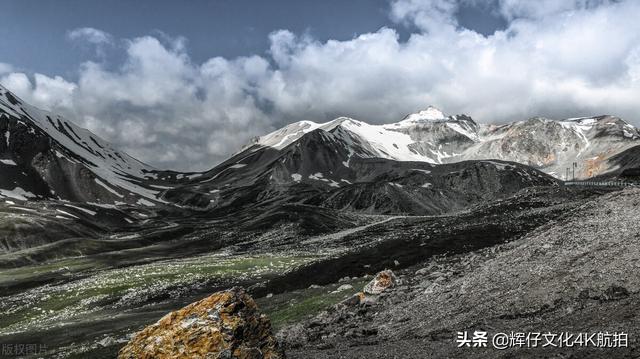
[1,0,639,171]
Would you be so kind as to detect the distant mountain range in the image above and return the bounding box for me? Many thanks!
[249,105,640,180]
[1,84,639,214]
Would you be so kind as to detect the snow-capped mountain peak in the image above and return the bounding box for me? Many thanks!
[250,117,366,150]
[399,106,447,123]
[249,109,640,180]
[252,107,467,153]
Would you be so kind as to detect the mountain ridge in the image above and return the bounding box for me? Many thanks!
[1,82,638,209]
[0,85,182,205]
[250,107,640,180]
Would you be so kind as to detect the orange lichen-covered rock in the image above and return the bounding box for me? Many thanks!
[118,287,284,359]
[363,270,398,295]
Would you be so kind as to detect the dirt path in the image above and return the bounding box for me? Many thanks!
[302,216,404,245]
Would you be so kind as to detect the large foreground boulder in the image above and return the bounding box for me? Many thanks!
[119,287,284,359]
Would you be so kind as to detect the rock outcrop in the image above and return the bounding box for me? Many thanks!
[119,287,284,359]
[363,270,398,295]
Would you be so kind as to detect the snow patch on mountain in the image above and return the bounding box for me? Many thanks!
[94,178,125,198]
[0,85,168,202]
[253,107,480,165]
[63,204,97,216]
[0,187,36,201]
[252,108,640,180]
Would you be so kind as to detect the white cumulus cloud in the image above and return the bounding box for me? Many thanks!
[67,27,113,45]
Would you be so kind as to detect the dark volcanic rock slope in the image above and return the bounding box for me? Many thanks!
[597,144,640,180]
[164,126,559,217]
[0,85,182,205]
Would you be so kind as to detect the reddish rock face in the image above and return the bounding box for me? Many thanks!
[118,287,284,359]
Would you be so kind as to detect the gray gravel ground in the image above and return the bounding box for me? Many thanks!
[282,188,640,358]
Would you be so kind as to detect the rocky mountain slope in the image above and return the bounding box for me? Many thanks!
[0,85,185,205]
[466,115,640,179]
[251,106,640,180]
[281,188,640,358]
[596,144,640,180]
[163,125,557,218]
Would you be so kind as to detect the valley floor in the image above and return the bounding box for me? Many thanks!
[0,185,634,358]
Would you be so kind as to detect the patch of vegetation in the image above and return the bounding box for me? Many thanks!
[0,254,320,334]
[0,257,100,284]
[259,278,369,330]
